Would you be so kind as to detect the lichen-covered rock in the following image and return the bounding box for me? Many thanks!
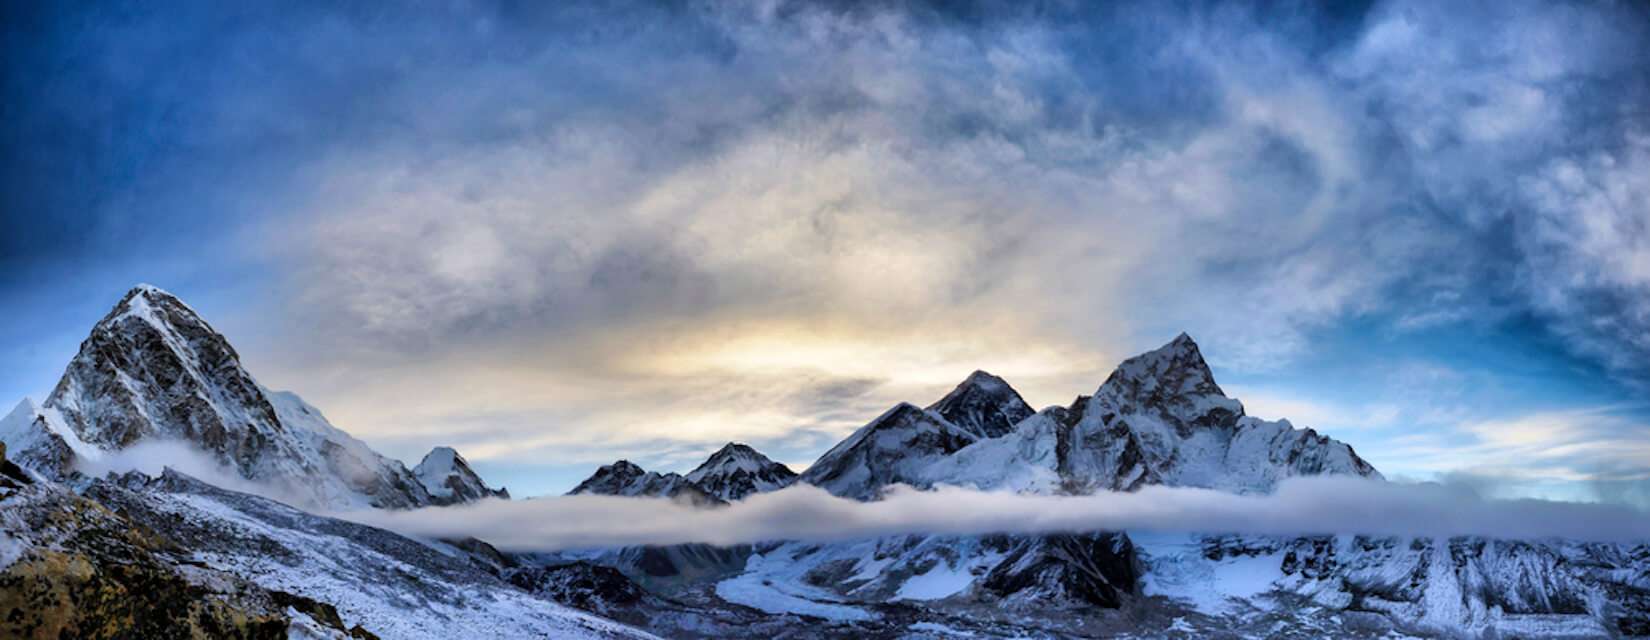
[0,480,364,639]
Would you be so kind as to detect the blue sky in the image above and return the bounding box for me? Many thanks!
[3,1,1649,502]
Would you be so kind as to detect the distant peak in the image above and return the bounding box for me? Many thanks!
[685,440,797,500]
[417,446,463,468]
[696,442,785,470]
[712,442,756,456]
[413,445,507,504]
[693,442,784,471]
[928,369,1033,439]
[603,459,645,474]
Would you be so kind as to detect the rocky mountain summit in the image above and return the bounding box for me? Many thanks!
[685,443,798,501]
[926,370,1035,439]
[415,446,510,505]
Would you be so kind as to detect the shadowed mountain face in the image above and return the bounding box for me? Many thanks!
[926,370,1035,439]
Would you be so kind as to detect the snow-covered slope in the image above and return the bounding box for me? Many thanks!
[797,403,979,500]
[918,404,1073,494]
[414,446,510,505]
[6,285,443,510]
[0,470,380,638]
[684,442,797,501]
[569,460,722,506]
[1136,532,1650,638]
[13,465,656,640]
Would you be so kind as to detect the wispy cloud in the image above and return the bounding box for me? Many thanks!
[1380,406,1650,502]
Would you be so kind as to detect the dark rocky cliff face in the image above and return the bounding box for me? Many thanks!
[19,285,437,510]
[926,370,1035,439]
[46,285,291,467]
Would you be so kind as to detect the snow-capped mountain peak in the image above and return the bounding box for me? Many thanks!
[925,370,1035,439]
[794,333,1378,499]
[414,446,509,504]
[2,284,481,510]
[684,442,797,501]
[1061,333,1375,493]
[1090,332,1244,434]
[46,285,279,451]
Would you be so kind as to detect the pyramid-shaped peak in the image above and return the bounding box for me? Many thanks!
[928,370,1034,439]
[33,286,441,509]
[1092,333,1243,433]
[962,369,1008,387]
[97,283,213,336]
[48,284,265,453]
[686,442,798,501]
[711,442,761,458]
[414,445,508,504]
[690,442,787,473]
[1111,333,1218,390]
[606,459,644,473]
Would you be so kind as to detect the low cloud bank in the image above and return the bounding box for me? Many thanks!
[78,440,317,508]
[337,477,1650,552]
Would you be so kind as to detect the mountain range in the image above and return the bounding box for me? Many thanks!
[1,285,1645,639]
